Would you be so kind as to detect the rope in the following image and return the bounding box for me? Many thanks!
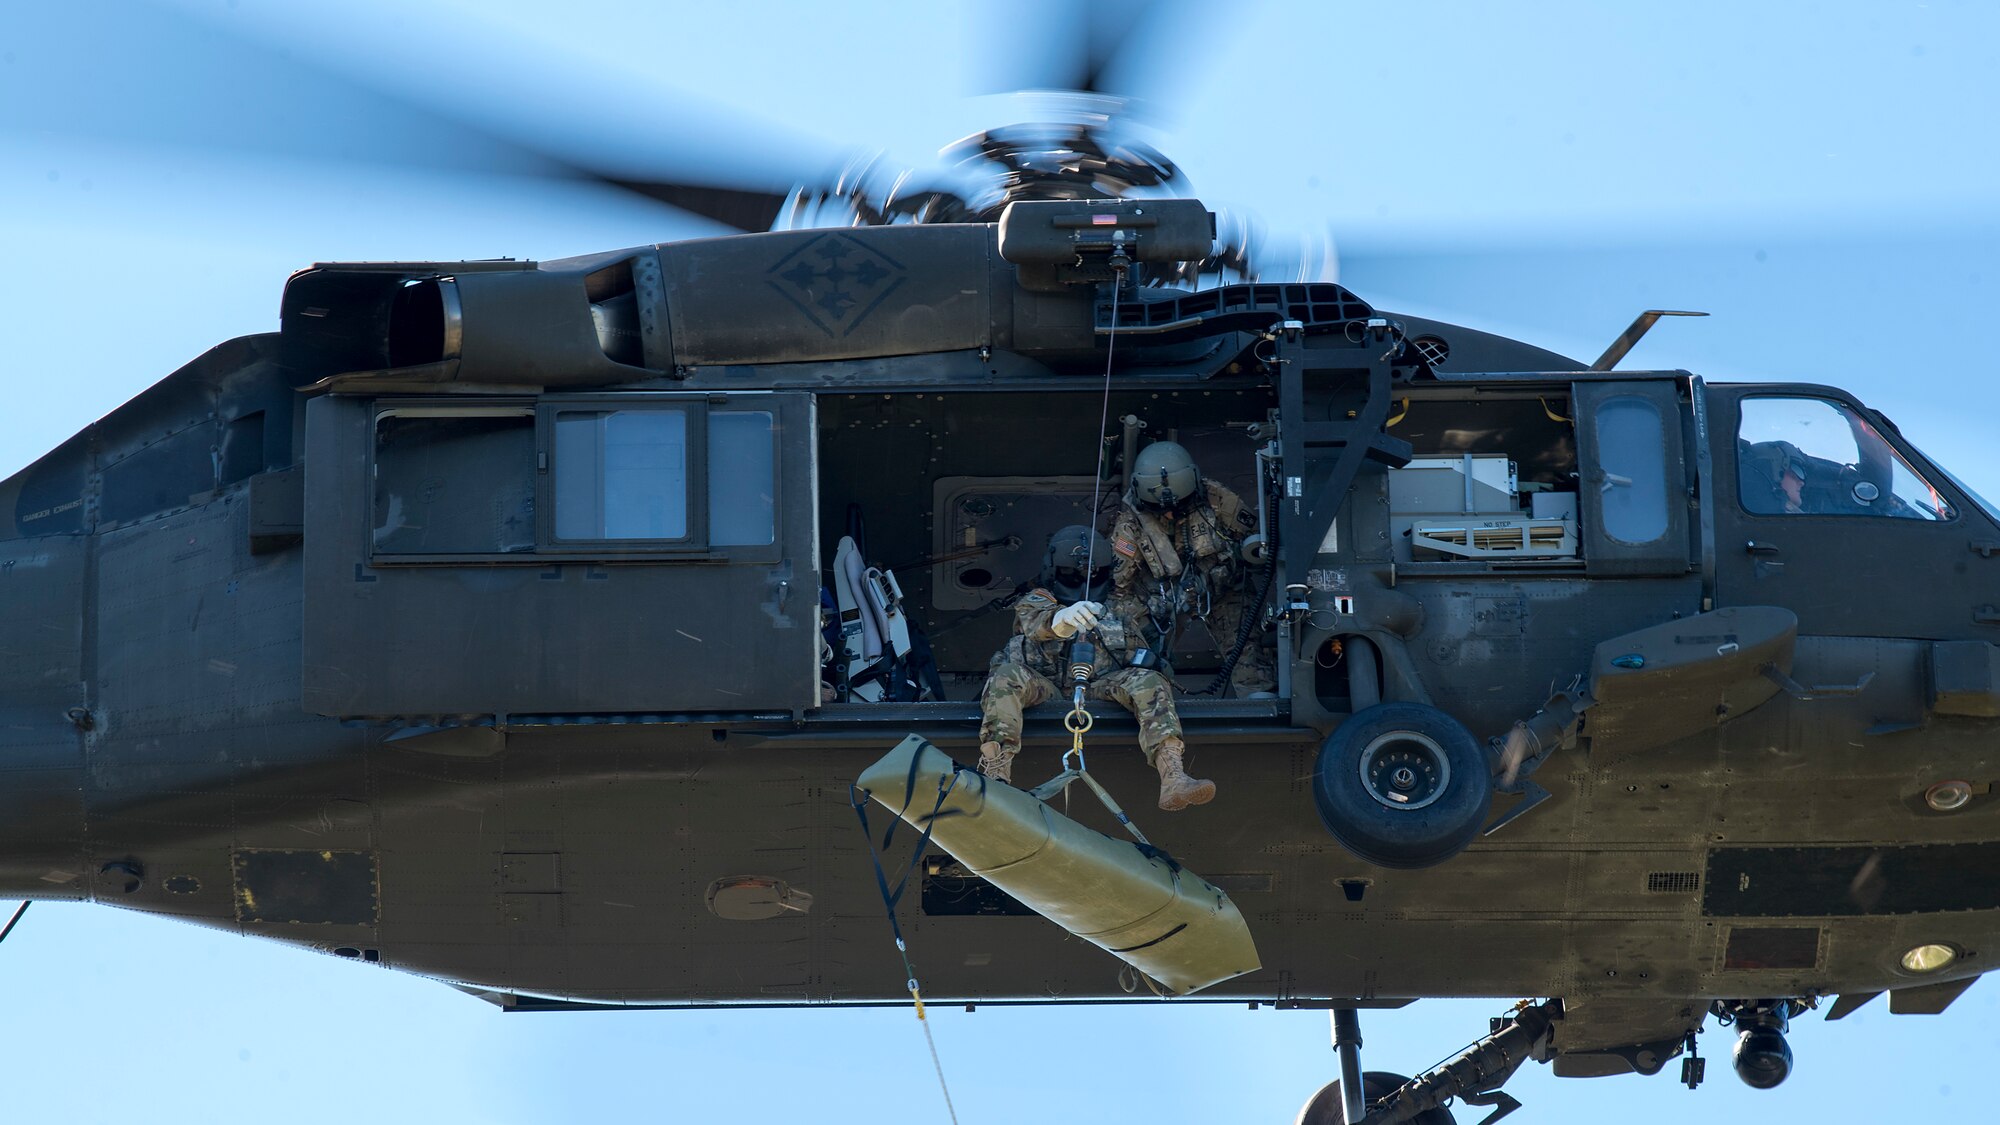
[851,774,963,1124]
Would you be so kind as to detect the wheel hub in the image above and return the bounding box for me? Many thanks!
[1357,733,1450,811]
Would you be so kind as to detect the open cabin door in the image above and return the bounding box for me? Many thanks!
[302,391,819,717]
[1573,379,1693,577]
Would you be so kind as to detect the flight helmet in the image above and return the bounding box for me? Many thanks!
[1131,440,1200,509]
[1042,524,1112,602]
[1742,439,1809,488]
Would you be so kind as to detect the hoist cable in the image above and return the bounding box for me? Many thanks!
[1080,270,1125,590]
[914,998,960,1125]
[0,900,28,946]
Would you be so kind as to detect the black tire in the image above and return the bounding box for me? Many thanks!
[1295,1070,1456,1125]
[1311,702,1493,869]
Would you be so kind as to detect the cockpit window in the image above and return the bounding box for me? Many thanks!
[1938,466,2000,524]
[1737,397,1954,520]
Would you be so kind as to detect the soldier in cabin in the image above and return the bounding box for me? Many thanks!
[976,526,1216,811]
[1107,440,1275,697]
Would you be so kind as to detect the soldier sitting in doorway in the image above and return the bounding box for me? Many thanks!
[1107,440,1275,697]
[977,526,1216,811]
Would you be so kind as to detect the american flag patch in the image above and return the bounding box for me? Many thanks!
[1092,214,1119,225]
[1112,537,1138,557]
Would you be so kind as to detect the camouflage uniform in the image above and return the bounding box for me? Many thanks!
[1107,479,1275,697]
[977,589,1184,765]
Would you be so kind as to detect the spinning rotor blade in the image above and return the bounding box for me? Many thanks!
[20,0,838,235]
[601,180,795,235]
[966,0,1179,98]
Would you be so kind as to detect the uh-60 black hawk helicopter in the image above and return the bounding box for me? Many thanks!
[2,119,1997,1125]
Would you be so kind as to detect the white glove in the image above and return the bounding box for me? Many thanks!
[1051,601,1103,639]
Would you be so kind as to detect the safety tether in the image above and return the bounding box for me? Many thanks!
[850,764,963,1125]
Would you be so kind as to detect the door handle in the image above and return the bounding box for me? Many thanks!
[1745,541,1781,555]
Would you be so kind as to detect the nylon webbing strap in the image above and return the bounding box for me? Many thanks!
[849,764,959,949]
[1025,769,1082,804]
[1025,767,1151,847]
[1077,769,1150,846]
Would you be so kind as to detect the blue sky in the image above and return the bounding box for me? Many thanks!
[2,2,1997,1121]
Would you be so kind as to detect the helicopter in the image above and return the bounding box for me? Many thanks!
[3,2,2000,1120]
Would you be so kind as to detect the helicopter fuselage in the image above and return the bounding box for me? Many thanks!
[1,212,1992,1074]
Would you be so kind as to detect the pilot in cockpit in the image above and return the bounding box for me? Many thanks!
[1740,408,1898,517]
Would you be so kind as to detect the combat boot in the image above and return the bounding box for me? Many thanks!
[977,741,1015,784]
[1154,738,1216,811]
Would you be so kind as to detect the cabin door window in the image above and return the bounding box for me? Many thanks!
[1592,395,1671,545]
[1573,380,1691,576]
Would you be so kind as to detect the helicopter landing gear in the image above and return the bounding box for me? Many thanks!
[1311,703,1494,869]
[1713,999,1804,1089]
[1296,1070,1455,1125]
[1294,1001,1559,1125]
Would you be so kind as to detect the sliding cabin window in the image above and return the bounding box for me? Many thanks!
[552,407,694,542]
[372,407,536,555]
[366,398,780,561]
[706,410,776,547]
[541,401,778,553]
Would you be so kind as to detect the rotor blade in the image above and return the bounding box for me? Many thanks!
[45,1,839,231]
[1076,0,1154,95]
[603,180,794,234]
[2,0,561,179]
[966,0,1178,97]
